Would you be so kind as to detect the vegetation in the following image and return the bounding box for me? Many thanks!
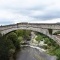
[7,32,20,49]
[1,30,60,60]
[15,30,31,41]
[35,32,60,60]
[0,33,15,60]
[35,35,43,43]
[0,30,31,60]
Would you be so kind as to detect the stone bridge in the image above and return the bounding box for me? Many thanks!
[0,22,60,45]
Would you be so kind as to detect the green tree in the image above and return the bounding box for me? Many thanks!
[7,32,20,49]
[15,30,24,37]
[23,30,31,40]
[15,30,31,41]
[35,35,43,43]
[0,34,15,60]
[18,36,23,43]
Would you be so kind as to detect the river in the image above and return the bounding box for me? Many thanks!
[16,46,56,60]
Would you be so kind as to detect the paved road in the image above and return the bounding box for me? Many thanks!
[16,47,56,60]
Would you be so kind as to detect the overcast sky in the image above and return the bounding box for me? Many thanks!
[0,0,60,25]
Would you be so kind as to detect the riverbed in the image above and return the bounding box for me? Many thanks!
[16,46,56,60]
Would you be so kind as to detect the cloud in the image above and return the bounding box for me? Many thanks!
[30,10,60,20]
[0,0,60,25]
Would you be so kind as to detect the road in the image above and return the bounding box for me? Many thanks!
[16,46,56,60]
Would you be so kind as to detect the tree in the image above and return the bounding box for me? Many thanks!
[0,34,15,60]
[7,32,20,49]
[35,35,43,43]
[18,36,23,43]
[15,30,24,37]
[15,30,31,41]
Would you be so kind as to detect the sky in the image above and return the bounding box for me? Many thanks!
[0,0,60,25]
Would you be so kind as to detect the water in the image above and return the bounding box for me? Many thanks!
[16,46,56,60]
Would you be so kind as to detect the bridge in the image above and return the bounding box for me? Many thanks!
[0,22,60,45]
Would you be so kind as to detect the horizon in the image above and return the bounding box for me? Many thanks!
[1,22,60,26]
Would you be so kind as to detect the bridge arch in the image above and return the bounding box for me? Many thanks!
[2,27,60,46]
[0,23,60,46]
[1,27,48,36]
